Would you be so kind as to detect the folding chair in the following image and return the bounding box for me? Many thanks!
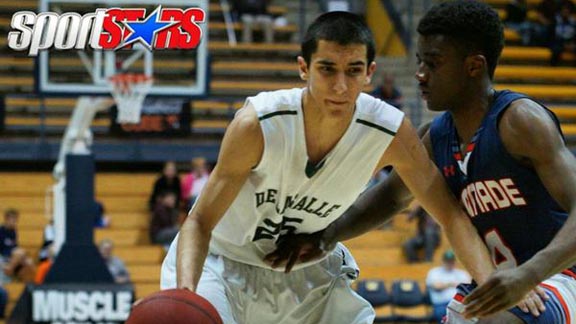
[355,279,395,323]
[390,279,433,323]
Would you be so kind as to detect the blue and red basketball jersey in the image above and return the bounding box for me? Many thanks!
[429,90,569,269]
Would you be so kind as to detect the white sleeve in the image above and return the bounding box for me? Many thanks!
[426,268,438,286]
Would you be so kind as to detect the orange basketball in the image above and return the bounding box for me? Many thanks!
[126,289,222,324]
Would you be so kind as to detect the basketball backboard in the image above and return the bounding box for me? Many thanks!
[37,0,209,97]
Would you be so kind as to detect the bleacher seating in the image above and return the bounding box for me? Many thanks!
[355,279,396,323]
[495,65,576,81]
[210,40,299,52]
[209,21,297,42]
[501,46,576,63]
[0,171,444,322]
[389,279,432,323]
[494,84,576,101]
[0,172,163,318]
[484,0,576,142]
[0,0,39,10]
[356,279,391,307]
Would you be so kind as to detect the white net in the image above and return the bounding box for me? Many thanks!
[109,74,153,124]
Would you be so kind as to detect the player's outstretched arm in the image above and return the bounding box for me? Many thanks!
[324,171,412,244]
[265,121,431,272]
[316,122,434,247]
[464,99,576,318]
[265,170,412,272]
[383,118,494,284]
[264,120,431,272]
[317,121,431,247]
[177,105,263,291]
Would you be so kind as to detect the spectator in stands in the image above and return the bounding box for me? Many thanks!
[426,250,471,323]
[318,0,348,12]
[370,72,403,110]
[0,209,35,284]
[36,219,56,284]
[232,0,275,43]
[348,0,367,21]
[181,157,211,210]
[0,286,7,319]
[94,200,110,228]
[550,2,576,65]
[38,203,106,261]
[149,161,181,211]
[38,219,54,263]
[150,191,180,246]
[34,243,54,285]
[319,0,367,21]
[504,0,535,45]
[534,0,575,45]
[403,205,440,263]
[98,239,130,284]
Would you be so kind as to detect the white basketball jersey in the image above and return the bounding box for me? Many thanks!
[208,88,404,270]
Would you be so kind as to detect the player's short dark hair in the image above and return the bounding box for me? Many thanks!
[417,0,504,79]
[301,11,375,67]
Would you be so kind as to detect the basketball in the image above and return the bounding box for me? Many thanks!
[126,289,222,324]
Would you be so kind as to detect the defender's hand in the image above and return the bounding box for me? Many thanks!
[264,230,333,273]
[516,286,548,317]
[463,268,546,318]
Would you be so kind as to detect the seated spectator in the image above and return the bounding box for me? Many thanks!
[150,191,180,246]
[504,0,535,45]
[38,204,107,265]
[38,219,54,263]
[426,251,471,323]
[35,243,54,285]
[370,73,403,109]
[98,239,130,284]
[94,201,110,228]
[402,205,440,263]
[534,0,575,45]
[319,0,350,12]
[0,286,7,318]
[232,0,274,43]
[0,209,35,284]
[550,2,576,65]
[181,157,211,210]
[149,161,181,211]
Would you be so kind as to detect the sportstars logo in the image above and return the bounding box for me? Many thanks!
[7,5,206,56]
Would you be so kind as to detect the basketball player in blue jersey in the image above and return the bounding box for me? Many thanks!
[416,1,576,323]
[417,1,576,322]
[266,1,576,323]
[161,11,497,324]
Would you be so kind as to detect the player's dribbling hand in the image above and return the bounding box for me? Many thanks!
[463,268,547,318]
[264,230,330,273]
[516,286,548,317]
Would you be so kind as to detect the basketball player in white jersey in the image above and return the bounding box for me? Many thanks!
[160,11,495,324]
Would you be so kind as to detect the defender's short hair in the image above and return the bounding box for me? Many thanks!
[417,0,504,79]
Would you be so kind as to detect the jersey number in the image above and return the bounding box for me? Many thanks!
[484,229,517,269]
[253,216,303,242]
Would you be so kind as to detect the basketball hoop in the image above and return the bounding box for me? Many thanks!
[108,73,153,124]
